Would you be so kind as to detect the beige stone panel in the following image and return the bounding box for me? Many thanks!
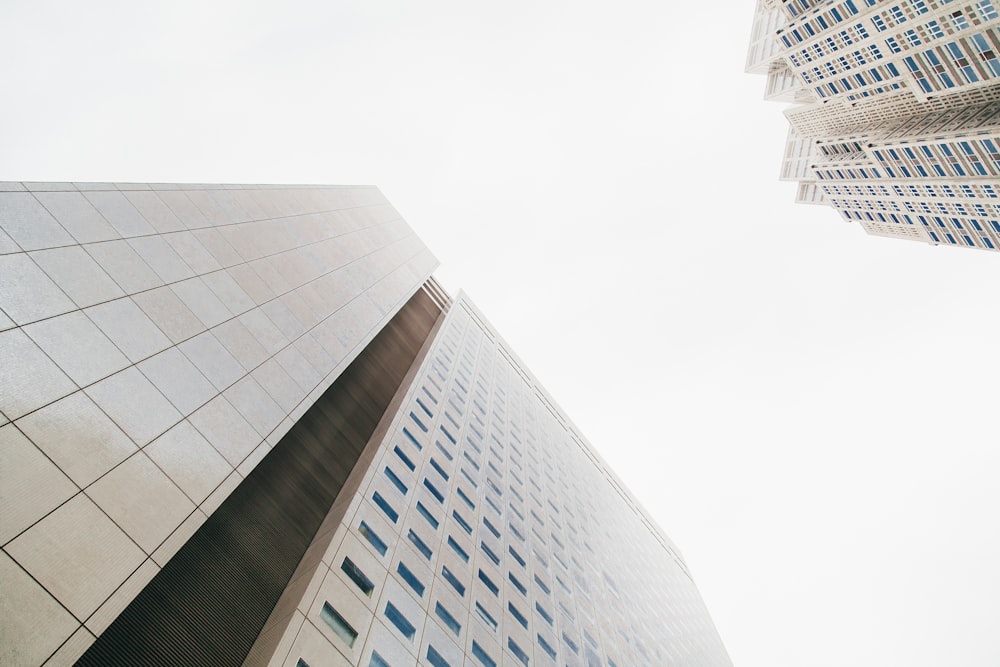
[121,190,184,233]
[0,191,77,250]
[188,394,262,467]
[82,191,155,238]
[29,246,125,309]
[84,557,159,636]
[213,317,269,371]
[199,470,243,517]
[5,494,145,620]
[15,391,137,488]
[191,227,243,268]
[151,508,207,567]
[0,253,76,326]
[227,262,276,305]
[82,239,164,294]
[84,297,172,364]
[85,367,182,447]
[0,550,81,666]
[131,285,205,344]
[0,328,78,421]
[23,311,130,388]
[137,347,217,416]
[224,375,285,438]
[144,420,232,504]
[42,625,96,667]
[86,451,194,553]
[0,424,77,545]
[162,231,220,275]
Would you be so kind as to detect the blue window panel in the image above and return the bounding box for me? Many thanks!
[452,510,473,535]
[456,487,476,510]
[369,651,391,667]
[475,602,498,632]
[508,545,526,567]
[403,427,422,450]
[508,601,528,629]
[929,231,940,242]
[423,478,445,504]
[563,632,580,655]
[407,530,433,560]
[440,425,457,445]
[483,517,501,538]
[508,637,530,666]
[385,466,409,496]
[416,501,440,529]
[410,412,429,433]
[416,397,433,418]
[983,237,995,249]
[964,235,975,246]
[535,601,553,626]
[435,602,462,636]
[397,561,425,597]
[471,641,497,667]
[373,492,399,524]
[385,601,416,641]
[426,645,451,667]
[393,446,415,472]
[341,557,375,597]
[946,233,957,244]
[992,221,1000,233]
[478,569,499,596]
[447,536,469,562]
[321,602,358,647]
[534,575,551,596]
[508,571,527,595]
[430,457,449,481]
[435,440,454,461]
[537,633,557,660]
[481,542,500,566]
[359,521,388,556]
[441,565,466,596]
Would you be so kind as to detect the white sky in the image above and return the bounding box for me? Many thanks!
[3,2,1000,665]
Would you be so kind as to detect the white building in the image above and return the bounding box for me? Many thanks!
[748,0,1000,251]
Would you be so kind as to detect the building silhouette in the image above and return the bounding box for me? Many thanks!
[0,182,731,666]
[748,0,1000,251]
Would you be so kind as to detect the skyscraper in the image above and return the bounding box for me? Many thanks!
[747,0,1000,251]
[0,182,731,666]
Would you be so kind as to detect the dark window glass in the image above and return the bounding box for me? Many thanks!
[385,602,416,641]
[341,557,374,597]
[320,602,357,647]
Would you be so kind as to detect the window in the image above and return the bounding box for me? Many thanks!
[453,510,473,534]
[475,601,498,631]
[385,470,412,496]
[359,521,387,556]
[341,557,374,597]
[397,561,425,597]
[424,478,445,503]
[537,633,557,660]
[385,601,416,641]
[369,652,390,667]
[427,645,451,667]
[471,640,497,667]
[508,601,528,629]
[441,565,466,596]
[320,602,358,647]
[508,571,527,595]
[416,501,440,529]
[393,447,415,472]
[372,492,398,523]
[535,601,553,626]
[447,536,469,562]
[508,637,530,666]
[408,530,433,560]
[435,601,462,636]
[478,569,499,596]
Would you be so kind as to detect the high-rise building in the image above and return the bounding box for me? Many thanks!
[747,0,1000,251]
[0,182,731,666]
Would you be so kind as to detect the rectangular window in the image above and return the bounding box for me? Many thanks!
[435,601,462,636]
[478,569,499,596]
[508,637,530,666]
[537,633,557,660]
[372,492,399,524]
[453,510,473,534]
[320,602,358,647]
[508,571,527,595]
[508,601,528,628]
[416,501,440,529]
[385,601,416,641]
[534,575,550,596]
[403,427,422,450]
[435,440,454,461]
[359,521,387,556]
[408,530,432,560]
[430,457,450,480]
[341,557,374,597]
[475,602,498,632]
[481,542,500,566]
[441,565,466,596]
[385,466,409,496]
[393,446,415,472]
[427,645,451,667]
[448,536,469,562]
[471,640,497,667]
[423,478,445,504]
[483,517,500,538]
[456,487,476,510]
[535,601,553,626]
[397,561,425,597]
[369,652,390,667]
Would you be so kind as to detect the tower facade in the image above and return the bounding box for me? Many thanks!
[748,0,1000,251]
[0,183,730,666]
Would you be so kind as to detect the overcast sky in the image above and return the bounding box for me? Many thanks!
[3,2,1000,665]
